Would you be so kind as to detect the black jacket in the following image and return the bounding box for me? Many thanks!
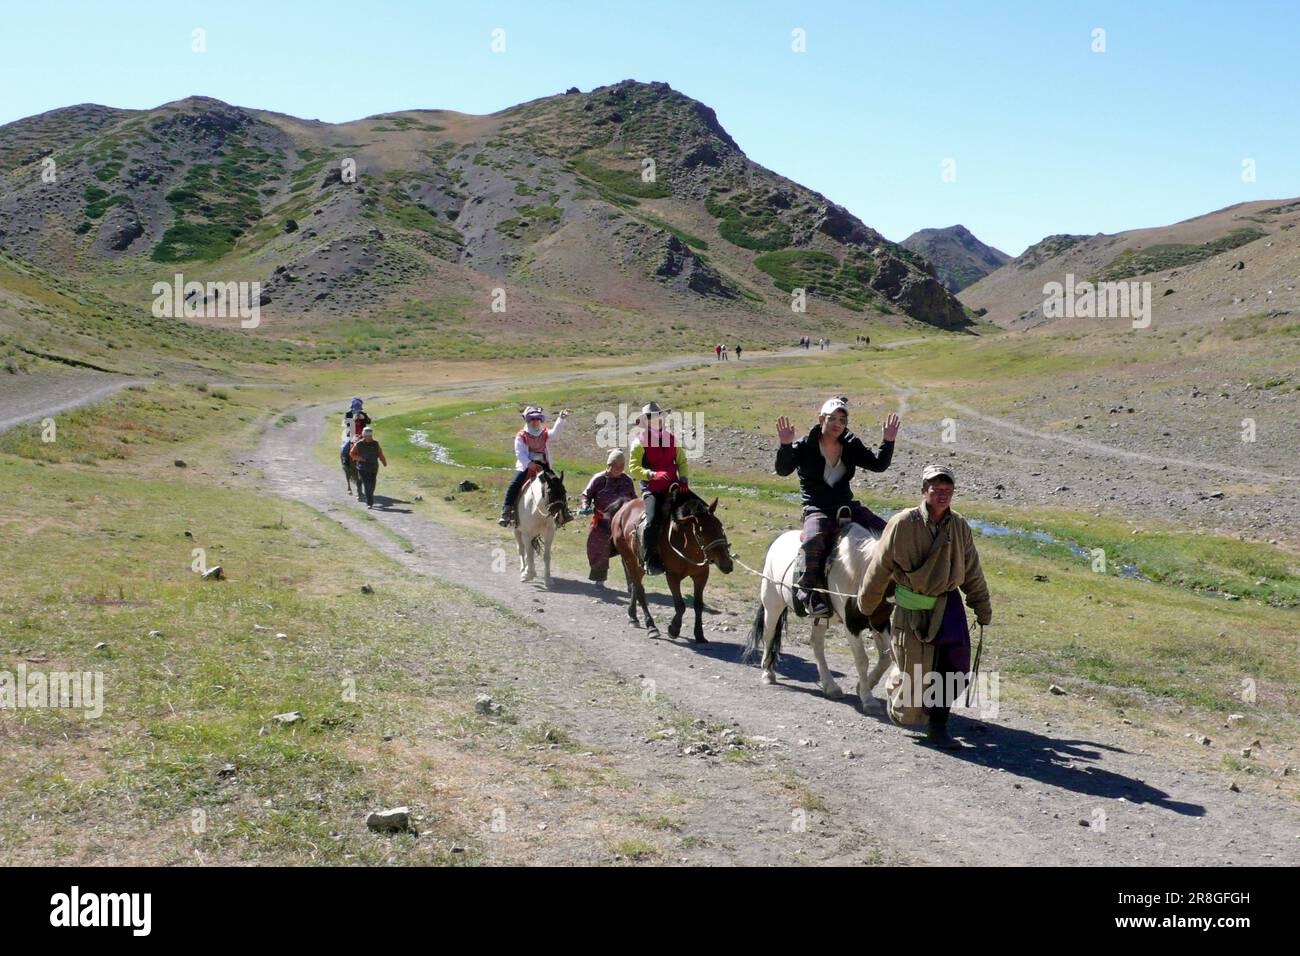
[775,425,893,513]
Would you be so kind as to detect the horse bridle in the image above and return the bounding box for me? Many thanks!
[669,510,729,568]
[541,474,571,524]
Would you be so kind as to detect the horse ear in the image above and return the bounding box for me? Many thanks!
[708,497,718,514]
[559,470,564,483]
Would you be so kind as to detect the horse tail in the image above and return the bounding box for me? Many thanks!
[742,603,765,665]
[743,602,785,666]
[531,535,543,554]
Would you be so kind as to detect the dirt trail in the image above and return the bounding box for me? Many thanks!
[0,369,141,434]
[252,391,1300,865]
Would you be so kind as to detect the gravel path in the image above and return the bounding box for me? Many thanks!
[252,392,1300,865]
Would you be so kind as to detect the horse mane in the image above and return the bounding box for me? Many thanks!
[670,486,712,517]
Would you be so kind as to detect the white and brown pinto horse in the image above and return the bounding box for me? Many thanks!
[514,468,571,588]
[744,516,893,710]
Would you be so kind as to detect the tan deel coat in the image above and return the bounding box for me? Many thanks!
[857,505,992,724]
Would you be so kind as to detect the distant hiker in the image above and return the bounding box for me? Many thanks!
[715,344,722,360]
[499,405,568,526]
[775,398,899,618]
[721,344,728,361]
[579,449,637,586]
[734,343,742,360]
[627,401,689,575]
[857,464,992,750]
[348,426,388,509]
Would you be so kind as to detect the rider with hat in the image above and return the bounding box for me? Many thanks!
[499,405,569,526]
[775,397,900,617]
[341,397,371,472]
[627,401,689,575]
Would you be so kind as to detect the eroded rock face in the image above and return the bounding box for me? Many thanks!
[96,201,144,252]
[653,233,734,298]
[814,202,876,246]
[870,249,969,327]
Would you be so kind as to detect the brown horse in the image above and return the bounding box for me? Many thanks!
[610,488,734,642]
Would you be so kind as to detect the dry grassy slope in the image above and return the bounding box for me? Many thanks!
[962,198,1300,329]
[0,81,974,372]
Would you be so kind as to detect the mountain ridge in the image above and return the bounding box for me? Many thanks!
[0,81,975,373]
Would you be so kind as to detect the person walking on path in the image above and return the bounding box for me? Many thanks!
[856,464,993,749]
[734,343,743,360]
[579,449,638,586]
[348,426,388,509]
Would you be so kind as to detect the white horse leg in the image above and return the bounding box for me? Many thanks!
[846,629,879,710]
[864,628,892,697]
[810,618,843,698]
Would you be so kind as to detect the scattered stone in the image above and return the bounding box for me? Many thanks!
[1228,781,1241,793]
[457,480,479,492]
[147,629,162,638]
[1196,735,1212,746]
[174,460,187,468]
[474,694,502,716]
[94,642,108,650]
[1033,574,1050,583]
[366,807,413,833]
[217,763,237,778]
[360,584,374,594]
[1048,684,1066,695]
[272,711,303,725]
[202,566,224,580]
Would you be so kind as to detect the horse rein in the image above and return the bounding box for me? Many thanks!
[669,513,728,568]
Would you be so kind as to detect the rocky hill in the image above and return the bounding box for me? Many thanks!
[0,81,974,371]
[961,199,1300,330]
[901,224,1009,292]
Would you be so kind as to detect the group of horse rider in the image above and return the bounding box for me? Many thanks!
[340,397,387,508]
[350,392,993,747]
[498,401,687,581]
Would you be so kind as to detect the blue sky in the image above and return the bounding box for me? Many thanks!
[3,0,1296,254]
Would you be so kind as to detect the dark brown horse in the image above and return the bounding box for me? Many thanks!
[610,488,734,642]
[341,443,361,498]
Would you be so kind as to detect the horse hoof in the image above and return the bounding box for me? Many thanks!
[760,671,776,686]
[647,628,661,640]
[667,624,681,638]
[693,634,708,644]
[823,683,845,700]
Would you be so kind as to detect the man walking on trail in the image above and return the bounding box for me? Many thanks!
[721,344,728,361]
[856,464,992,749]
[348,426,388,509]
[734,343,742,360]
[715,344,722,361]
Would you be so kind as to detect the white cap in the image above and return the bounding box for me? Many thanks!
[362,426,374,436]
[819,396,849,416]
[607,448,625,465]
